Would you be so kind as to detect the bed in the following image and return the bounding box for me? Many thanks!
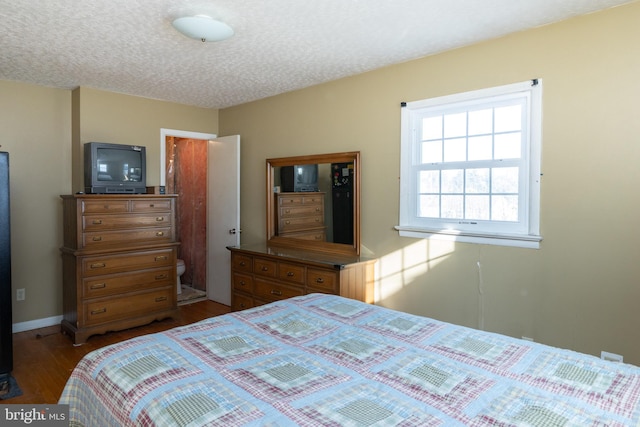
[59,293,640,426]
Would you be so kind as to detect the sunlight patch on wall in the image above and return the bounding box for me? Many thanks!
[377,239,455,299]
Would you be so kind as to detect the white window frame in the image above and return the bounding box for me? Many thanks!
[396,80,543,249]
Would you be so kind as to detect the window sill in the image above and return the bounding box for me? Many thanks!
[394,226,542,249]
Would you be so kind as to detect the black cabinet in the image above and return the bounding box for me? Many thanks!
[331,162,354,245]
[0,152,12,381]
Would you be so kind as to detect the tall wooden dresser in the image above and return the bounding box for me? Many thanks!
[275,192,326,241]
[228,243,376,311]
[60,194,179,344]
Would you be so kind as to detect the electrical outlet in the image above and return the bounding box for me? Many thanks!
[601,351,623,363]
[16,288,25,301]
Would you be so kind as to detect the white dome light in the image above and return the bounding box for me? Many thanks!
[172,15,234,42]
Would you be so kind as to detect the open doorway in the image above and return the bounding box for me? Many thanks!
[165,136,208,304]
[160,129,240,307]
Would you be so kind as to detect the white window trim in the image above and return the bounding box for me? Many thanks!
[396,80,543,249]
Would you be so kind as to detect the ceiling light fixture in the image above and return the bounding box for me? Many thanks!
[172,14,234,42]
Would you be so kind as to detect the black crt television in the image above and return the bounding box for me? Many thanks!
[84,142,147,194]
[280,164,319,192]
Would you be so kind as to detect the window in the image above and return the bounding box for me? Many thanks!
[397,80,542,248]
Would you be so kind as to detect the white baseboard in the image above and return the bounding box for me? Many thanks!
[12,315,63,333]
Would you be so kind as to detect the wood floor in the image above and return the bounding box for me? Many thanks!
[3,300,230,404]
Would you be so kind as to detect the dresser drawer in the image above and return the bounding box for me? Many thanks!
[278,195,304,207]
[83,267,173,299]
[278,262,305,284]
[254,278,303,301]
[83,288,173,326]
[81,199,129,214]
[307,268,338,293]
[82,227,173,248]
[81,249,175,277]
[231,253,253,272]
[232,272,254,292]
[131,199,173,212]
[278,194,324,206]
[254,258,277,278]
[83,213,171,232]
[232,292,254,311]
[279,204,323,218]
[301,194,324,205]
[279,215,324,231]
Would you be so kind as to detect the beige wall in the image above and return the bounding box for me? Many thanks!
[220,2,640,364]
[0,82,218,324]
[0,81,72,323]
[72,87,218,191]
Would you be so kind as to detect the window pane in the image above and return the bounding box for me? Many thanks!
[444,112,467,138]
[421,140,442,163]
[422,116,443,140]
[466,168,490,193]
[492,167,519,193]
[466,195,490,220]
[443,137,466,162]
[418,195,439,218]
[468,135,492,161]
[492,195,518,221]
[442,169,463,193]
[494,132,521,159]
[468,108,493,135]
[495,105,521,133]
[441,195,463,218]
[419,170,439,193]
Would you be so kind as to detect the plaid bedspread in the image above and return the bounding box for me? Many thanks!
[59,294,640,426]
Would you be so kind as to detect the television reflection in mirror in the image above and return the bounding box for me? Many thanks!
[280,164,318,192]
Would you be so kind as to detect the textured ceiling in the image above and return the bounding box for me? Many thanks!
[0,0,635,109]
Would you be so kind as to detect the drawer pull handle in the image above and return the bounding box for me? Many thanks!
[155,274,168,280]
[285,209,291,214]
[91,308,106,315]
[90,283,106,290]
[90,262,106,269]
[316,208,321,212]
[155,256,167,261]
[156,231,165,237]
[92,236,103,241]
[92,219,103,225]
[156,216,164,221]
[286,271,294,277]
[261,266,269,272]
[315,278,324,284]
[239,261,246,267]
[285,220,291,225]
[239,280,246,286]
[270,289,282,296]
[150,204,155,208]
[240,303,246,308]
[155,296,167,302]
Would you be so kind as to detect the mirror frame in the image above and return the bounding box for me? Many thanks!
[267,151,361,256]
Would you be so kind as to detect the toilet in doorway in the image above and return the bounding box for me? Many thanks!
[176,259,185,295]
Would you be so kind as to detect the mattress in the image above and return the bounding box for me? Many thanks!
[59,293,640,426]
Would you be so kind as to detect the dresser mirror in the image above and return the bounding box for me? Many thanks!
[266,152,361,256]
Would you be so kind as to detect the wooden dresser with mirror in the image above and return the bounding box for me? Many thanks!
[229,152,376,311]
